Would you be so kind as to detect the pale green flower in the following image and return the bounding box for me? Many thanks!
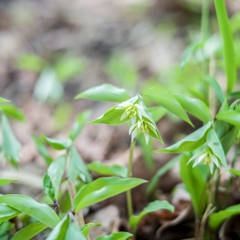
[187,149,221,174]
[129,119,157,144]
[116,101,143,125]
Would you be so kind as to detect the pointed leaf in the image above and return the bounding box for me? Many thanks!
[80,221,102,237]
[74,177,147,211]
[32,135,53,166]
[67,147,92,183]
[0,179,17,187]
[11,222,48,240]
[0,97,10,103]
[0,105,25,122]
[0,195,60,228]
[69,110,92,141]
[1,114,21,166]
[214,0,236,93]
[43,173,55,202]
[143,88,193,126]
[209,204,240,229]
[230,169,240,177]
[75,84,130,103]
[217,110,240,126]
[180,154,207,214]
[0,203,20,223]
[41,134,72,150]
[64,222,86,240]
[46,216,69,240]
[87,161,127,178]
[146,154,182,196]
[204,76,225,103]
[129,200,174,231]
[96,232,133,240]
[156,121,212,153]
[48,155,66,199]
[173,94,211,123]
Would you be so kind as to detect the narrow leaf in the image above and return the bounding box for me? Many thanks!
[75,84,130,103]
[32,135,53,166]
[0,203,20,223]
[0,97,10,103]
[87,161,127,178]
[11,222,48,240]
[156,121,212,153]
[41,134,72,150]
[209,204,240,229]
[80,221,102,237]
[129,200,174,231]
[74,177,147,211]
[43,173,55,202]
[230,169,240,177]
[48,155,66,199]
[217,110,240,126]
[180,154,207,214]
[0,179,17,187]
[143,88,193,126]
[0,195,60,229]
[96,232,133,240]
[69,110,92,141]
[214,0,236,93]
[64,222,86,240]
[1,114,21,166]
[173,94,211,123]
[0,105,25,122]
[67,147,92,183]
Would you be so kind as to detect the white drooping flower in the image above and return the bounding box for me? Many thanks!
[187,149,221,174]
[116,101,143,125]
[129,119,158,144]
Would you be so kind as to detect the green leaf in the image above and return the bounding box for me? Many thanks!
[0,105,26,122]
[0,179,17,187]
[204,76,225,103]
[146,154,182,196]
[0,97,10,103]
[87,161,127,178]
[156,121,212,153]
[1,114,21,166]
[75,84,130,103]
[230,169,240,177]
[41,134,72,150]
[180,154,207,215]
[46,216,69,240]
[74,177,147,211]
[209,204,240,229]
[0,203,20,223]
[89,106,127,126]
[216,110,240,126]
[11,222,48,240]
[220,126,239,154]
[0,195,60,229]
[143,88,193,127]
[80,221,102,237]
[214,0,236,93]
[67,147,92,183]
[229,91,240,99]
[69,110,92,141]
[206,129,229,172]
[129,200,174,231]
[148,106,168,123]
[96,232,133,240]
[64,222,86,240]
[32,135,53,166]
[181,41,203,71]
[48,155,66,199]
[43,173,55,202]
[173,94,211,123]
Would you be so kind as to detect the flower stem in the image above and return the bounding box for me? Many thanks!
[126,139,135,218]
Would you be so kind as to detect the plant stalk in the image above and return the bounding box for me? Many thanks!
[126,139,135,218]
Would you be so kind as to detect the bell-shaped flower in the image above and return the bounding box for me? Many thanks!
[129,119,158,144]
[116,101,143,125]
[187,148,221,174]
